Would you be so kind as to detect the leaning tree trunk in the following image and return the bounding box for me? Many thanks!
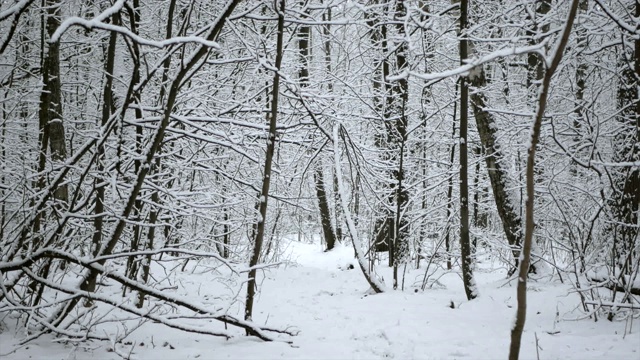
[244,0,285,328]
[333,126,386,293]
[509,1,579,358]
[469,67,524,273]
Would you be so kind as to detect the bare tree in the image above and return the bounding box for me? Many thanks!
[245,0,285,327]
[297,1,338,251]
[509,0,580,358]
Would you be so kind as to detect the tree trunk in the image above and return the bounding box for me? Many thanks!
[298,1,337,251]
[459,0,477,300]
[84,12,118,307]
[390,0,410,288]
[315,169,337,251]
[334,126,386,293]
[366,1,393,257]
[39,0,68,204]
[469,67,524,272]
[244,0,285,328]
[609,0,640,277]
[322,4,343,244]
[509,1,579,358]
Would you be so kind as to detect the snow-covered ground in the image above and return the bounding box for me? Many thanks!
[1,240,638,359]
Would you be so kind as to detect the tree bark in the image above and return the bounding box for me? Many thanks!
[469,68,524,271]
[459,0,477,301]
[38,0,68,204]
[298,1,337,251]
[244,0,285,328]
[608,0,640,277]
[509,1,579,358]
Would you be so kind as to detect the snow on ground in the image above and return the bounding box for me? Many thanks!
[1,239,638,359]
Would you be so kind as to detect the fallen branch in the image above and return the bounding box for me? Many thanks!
[586,274,640,296]
[0,248,296,342]
[584,301,640,310]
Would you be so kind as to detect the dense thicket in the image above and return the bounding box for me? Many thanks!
[0,0,637,354]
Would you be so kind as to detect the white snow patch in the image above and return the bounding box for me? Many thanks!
[0,248,636,360]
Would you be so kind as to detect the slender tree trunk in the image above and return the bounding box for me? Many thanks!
[570,0,589,175]
[459,0,477,300]
[124,0,150,291]
[84,13,118,307]
[322,4,343,244]
[391,0,410,289]
[244,0,285,328]
[509,1,579,357]
[472,146,487,251]
[445,83,459,271]
[315,169,337,250]
[334,126,386,293]
[298,1,337,251]
[366,1,394,260]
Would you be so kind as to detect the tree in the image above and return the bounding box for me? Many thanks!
[608,0,639,278]
[297,0,338,252]
[509,0,580,358]
[245,0,285,327]
[459,0,477,301]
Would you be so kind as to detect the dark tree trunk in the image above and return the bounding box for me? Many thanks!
[39,0,68,204]
[390,0,410,289]
[459,0,477,301]
[245,0,285,328]
[609,0,640,276]
[365,1,394,259]
[315,169,337,251]
[469,68,524,271]
[84,11,118,307]
[322,4,343,244]
[298,1,337,251]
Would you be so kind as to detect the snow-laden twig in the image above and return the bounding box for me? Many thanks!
[0,0,34,22]
[50,0,219,50]
[389,42,547,82]
[0,247,235,274]
[18,264,295,341]
[584,301,640,310]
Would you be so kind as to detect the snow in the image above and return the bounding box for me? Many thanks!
[0,240,637,360]
[50,0,220,50]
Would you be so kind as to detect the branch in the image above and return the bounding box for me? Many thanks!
[1,248,296,341]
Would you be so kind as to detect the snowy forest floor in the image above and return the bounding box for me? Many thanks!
[1,239,638,359]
